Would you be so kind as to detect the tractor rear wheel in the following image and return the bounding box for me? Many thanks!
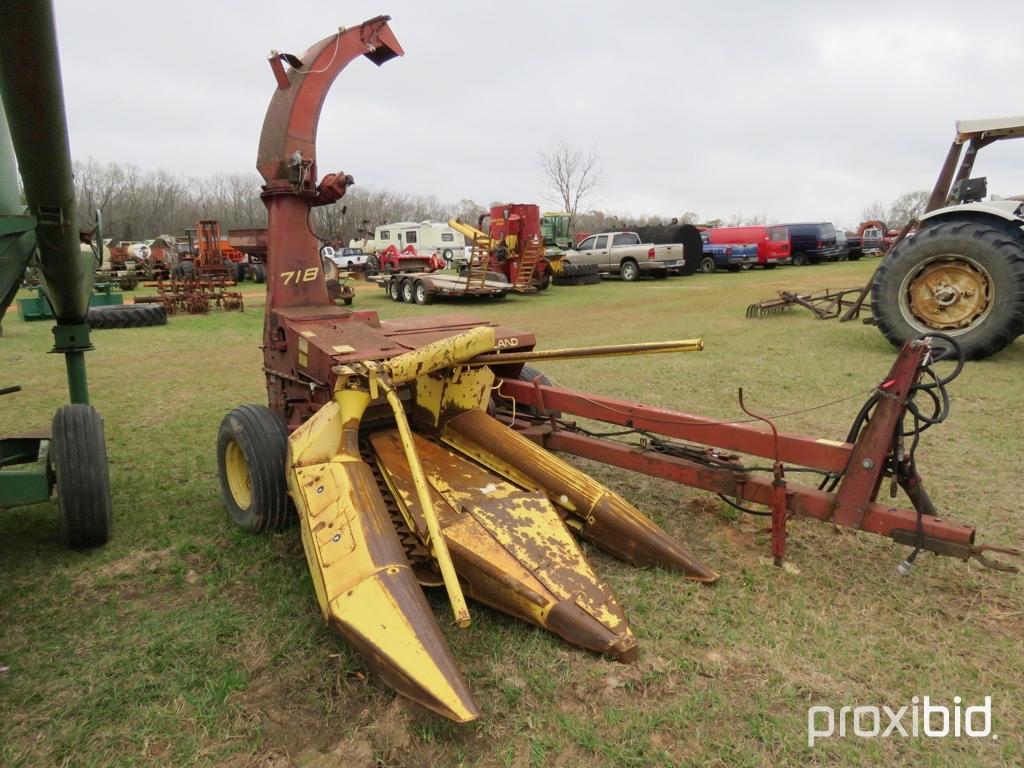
[52,404,112,548]
[871,218,1024,360]
[217,405,292,533]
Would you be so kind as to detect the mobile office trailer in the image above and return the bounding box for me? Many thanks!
[353,220,466,262]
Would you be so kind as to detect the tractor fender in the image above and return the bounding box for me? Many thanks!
[920,200,1024,227]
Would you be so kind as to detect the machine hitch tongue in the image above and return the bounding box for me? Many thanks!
[737,388,788,566]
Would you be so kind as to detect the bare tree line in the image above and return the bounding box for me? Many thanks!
[74,156,928,249]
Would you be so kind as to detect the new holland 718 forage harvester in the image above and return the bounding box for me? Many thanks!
[216,17,1021,722]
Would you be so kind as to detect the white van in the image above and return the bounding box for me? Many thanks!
[351,220,466,263]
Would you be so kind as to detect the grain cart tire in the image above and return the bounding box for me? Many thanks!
[620,259,640,282]
[699,256,716,273]
[388,278,403,302]
[871,219,1024,360]
[217,405,293,533]
[52,404,112,548]
[414,280,433,305]
[401,279,415,303]
[87,303,167,329]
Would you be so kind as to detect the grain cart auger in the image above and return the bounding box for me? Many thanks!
[217,17,1020,723]
[0,0,112,547]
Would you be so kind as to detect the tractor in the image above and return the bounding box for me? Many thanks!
[871,117,1024,359]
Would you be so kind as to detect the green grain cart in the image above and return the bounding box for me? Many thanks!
[0,0,112,546]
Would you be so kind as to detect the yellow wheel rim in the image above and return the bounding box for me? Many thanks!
[224,440,252,510]
[904,257,992,331]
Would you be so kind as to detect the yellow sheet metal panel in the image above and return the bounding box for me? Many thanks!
[446,409,719,582]
[287,398,479,723]
[369,429,637,661]
[384,326,496,384]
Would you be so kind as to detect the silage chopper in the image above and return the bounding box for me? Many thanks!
[216,17,1021,722]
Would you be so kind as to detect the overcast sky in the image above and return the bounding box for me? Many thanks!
[52,0,1024,227]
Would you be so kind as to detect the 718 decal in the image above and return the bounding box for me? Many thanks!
[279,267,319,285]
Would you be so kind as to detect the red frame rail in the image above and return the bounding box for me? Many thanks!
[495,341,1020,570]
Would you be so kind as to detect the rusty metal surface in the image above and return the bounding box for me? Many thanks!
[745,286,873,320]
[445,409,718,582]
[542,430,978,549]
[370,429,638,661]
[498,378,855,473]
[468,338,703,366]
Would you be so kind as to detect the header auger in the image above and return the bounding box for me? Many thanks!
[215,17,1020,723]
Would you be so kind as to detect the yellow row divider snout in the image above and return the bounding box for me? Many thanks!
[333,326,498,628]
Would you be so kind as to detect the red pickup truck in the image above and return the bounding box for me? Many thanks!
[707,225,791,267]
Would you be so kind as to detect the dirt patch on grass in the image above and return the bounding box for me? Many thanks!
[76,547,175,585]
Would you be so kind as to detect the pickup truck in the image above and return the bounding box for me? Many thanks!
[845,225,889,260]
[561,231,685,280]
[698,232,758,272]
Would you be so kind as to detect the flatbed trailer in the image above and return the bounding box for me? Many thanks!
[374,270,511,304]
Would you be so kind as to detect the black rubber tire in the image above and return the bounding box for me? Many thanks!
[253,264,266,283]
[52,404,112,548]
[216,405,292,533]
[848,253,863,261]
[871,218,1024,360]
[414,280,433,305]
[699,256,716,274]
[517,365,560,418]
[534,271,551,290]
[401,279,415,303]
[365,255,380,276]
[118,277,139,291]
[553,273,601,286]
[442,249,453,263]
[620,259,640,282]
[87,303,167,330]
[236,262,247,282]
[763,263,777,269]
[791,252,808,267]
[388,279,403,302]
[559,262,600,278]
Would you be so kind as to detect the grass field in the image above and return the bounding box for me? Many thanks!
[2,259,1022,767]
